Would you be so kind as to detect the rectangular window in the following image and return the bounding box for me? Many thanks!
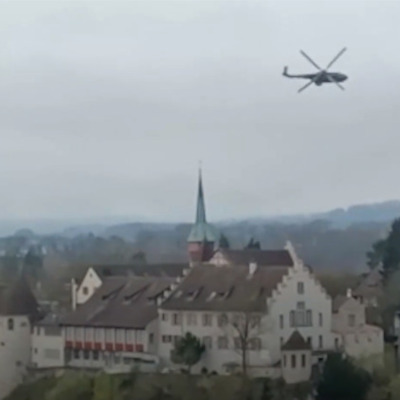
[289,311,295,327]
[283,355,287,367]
[301,354,306,368]
[66,327,74,340]
[218,336,228,349]
[125,330,133,344]
[279,314,284,329]
[319,335,323,349]
[162,335,172,343]
[291,354,296,368]
[136,330,144,343]
[83,350,90,360]
[203,336,212,349]
[105,329,113,342]
[149,333,154,344]
[93,351,99,360]
[297,282,304,294]
[307,337,312,347]
[202,314,212,327]
[280,337,284,347]
[172,313,181,326]
[75,327,83,341]
[334,337,339,349]
[187,313,197,326]
[319,313,323,327]
[218,314,228,327]
[85,328,93,341]
[161,313,168,321]
[73,349,80,359]
[95,328,102,342]
[296,302,306,326]
[306,310,313,326]
[348,314,356,327]
[116,329,124,343]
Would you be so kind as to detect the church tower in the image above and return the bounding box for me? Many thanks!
[187,170,218,263]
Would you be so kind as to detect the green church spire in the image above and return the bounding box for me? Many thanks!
[195,169,207,224]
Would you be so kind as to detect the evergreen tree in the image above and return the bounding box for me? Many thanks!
[171,332,205,373]
[219,234,230,249]
[367,218,400,279]
[316,353,371,400]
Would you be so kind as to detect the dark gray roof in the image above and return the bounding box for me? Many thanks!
[62,275,174,329]
[161,264,290,312]
[0,276,40,319]
[92,263,187,279]
[216,249,293,267]
[282,331,311,351]
[37,313,63,326]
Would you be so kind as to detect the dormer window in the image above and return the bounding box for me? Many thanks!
[207,292,217,301]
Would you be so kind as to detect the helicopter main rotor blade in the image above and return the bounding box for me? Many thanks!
[300,50,322,70]
[298,72,323,93]
[298,80,314,93]
[325,47,347,70]
[326,74,345,90]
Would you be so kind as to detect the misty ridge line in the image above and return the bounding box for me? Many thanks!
[1,199,399,238]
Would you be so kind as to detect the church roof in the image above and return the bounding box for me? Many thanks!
[187,171,219,243]
[216,249,294,267]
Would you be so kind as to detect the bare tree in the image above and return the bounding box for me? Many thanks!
[222,311,263,376]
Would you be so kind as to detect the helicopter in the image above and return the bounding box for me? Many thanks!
[283,47,348,93]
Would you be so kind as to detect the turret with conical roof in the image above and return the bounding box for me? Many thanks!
[187,170,219,263]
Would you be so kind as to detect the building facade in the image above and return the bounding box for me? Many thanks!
[0,276,40,399]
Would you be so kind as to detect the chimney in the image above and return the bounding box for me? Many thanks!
[71,278,77,311]
[249,261,257,277]
[346,288,352,298]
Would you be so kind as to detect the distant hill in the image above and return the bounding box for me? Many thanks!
[0,200,398,273]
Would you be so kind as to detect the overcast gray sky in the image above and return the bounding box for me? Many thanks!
[1,0,400,222]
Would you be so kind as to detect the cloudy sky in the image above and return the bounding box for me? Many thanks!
[1,0,400,223]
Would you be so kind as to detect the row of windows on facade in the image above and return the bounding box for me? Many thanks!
[161,312,261,327]
[282,353,308,369]
[65,327,146,343]
[65,349,155,365]
[281,335,324,349]
[162,304,322,329]
[3,318,28,331]
[161,334,262,351]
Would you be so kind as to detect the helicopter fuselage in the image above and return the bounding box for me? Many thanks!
[283,68,347,85]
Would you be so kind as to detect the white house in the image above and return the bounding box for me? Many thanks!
[332,290,384,360]
[31,314,64,369]
[0,276,41,400]
[157,243,338,382]
[60,275,174,373]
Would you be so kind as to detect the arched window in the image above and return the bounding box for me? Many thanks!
[8,318,14,331]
